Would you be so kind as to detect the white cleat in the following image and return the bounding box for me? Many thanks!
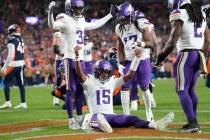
[156,112,174,130]
[0,101,12,109]
[69,119,81,130]
[14,103,27,109]
[130,100,138,111]
[53,97,59,106]
[97,114,113,133]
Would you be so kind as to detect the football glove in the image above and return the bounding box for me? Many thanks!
[110,4,119,17]
[48,1,56,14]
[155,53,167,66]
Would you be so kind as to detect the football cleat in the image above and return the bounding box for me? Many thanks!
[53,97,60,106]
[14,103,27,109]
[0,101,12,109]
[156,112,174,130]
[69,118,81,130]
[181,119,201,133]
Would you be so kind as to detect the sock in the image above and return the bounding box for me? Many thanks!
[142,89,154,121]
[121,90,130,115]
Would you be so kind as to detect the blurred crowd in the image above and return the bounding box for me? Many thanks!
[0,0,175,86]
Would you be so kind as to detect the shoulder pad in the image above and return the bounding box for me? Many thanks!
[169,9,184,22]
[8,36,16,43]
[56,13,66,21]
[136,18,150,30]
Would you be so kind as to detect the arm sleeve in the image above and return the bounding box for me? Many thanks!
[137,18,150,30]
[84,13,112,31]
[2,43,15,71]
[169,9,184,22]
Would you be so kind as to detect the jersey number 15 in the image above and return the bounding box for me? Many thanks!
[96,89,111,105]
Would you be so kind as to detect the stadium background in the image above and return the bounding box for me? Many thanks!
[0,0,176,86]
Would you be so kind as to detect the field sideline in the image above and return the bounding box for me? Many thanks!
[0,78,210,140]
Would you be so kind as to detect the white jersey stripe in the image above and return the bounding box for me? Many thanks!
[178,52,188,91]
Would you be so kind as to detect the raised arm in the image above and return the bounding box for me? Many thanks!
[123,48,141,82]
[84,13,112,31]
[156,20,182,65]
[48,1,56,28]
[74,46,87,83]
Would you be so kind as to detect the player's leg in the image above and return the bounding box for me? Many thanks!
[14,66,27,109]
[130,74,138,111]
[53,60,63,106]
[138,59,154,122]
[104,114,150,128]
[64,58,80,129]
[121,61,131,115]
[149,81,156,108]
[174,51,200,133]
[75,61,86,125]
[0,67,15,108]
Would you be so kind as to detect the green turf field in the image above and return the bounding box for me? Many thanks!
[0,78,209,140]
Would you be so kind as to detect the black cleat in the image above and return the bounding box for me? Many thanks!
[182,119,201,133]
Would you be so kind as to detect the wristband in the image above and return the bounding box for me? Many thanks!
[75,55,80,61]
[140,41,145,48]
[130,57,140,71]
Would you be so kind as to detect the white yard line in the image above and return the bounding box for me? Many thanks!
[97,136,208,140]
[1,109,210,113]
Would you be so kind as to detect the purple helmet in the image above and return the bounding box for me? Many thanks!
[168,0,191,12]
[94,59,113,83]
[117,2,135,25]
[65,0,84,17]
[135,11,145,19]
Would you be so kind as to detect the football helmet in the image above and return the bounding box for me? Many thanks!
[94,59,113,83]
[117,2,135,26]
[168,0,191,12]
[7,24,21,36]
[65,0,84,18]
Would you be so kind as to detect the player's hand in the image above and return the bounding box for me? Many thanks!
[0,68,5,77]
[48,1,56,14]
[74,46,82,56]
[110,4,119,17]
[155,53,166,66]
[134,47,142,58]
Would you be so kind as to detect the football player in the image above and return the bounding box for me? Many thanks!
[130,11,158,111]
[74,45,174,133]
[115,2,154,121]
[156,0,209,133]
[48,0,118,129]
[0,24,27,109]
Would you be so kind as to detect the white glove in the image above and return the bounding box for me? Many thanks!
[48,1,56,14]
[118,64,125,76]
